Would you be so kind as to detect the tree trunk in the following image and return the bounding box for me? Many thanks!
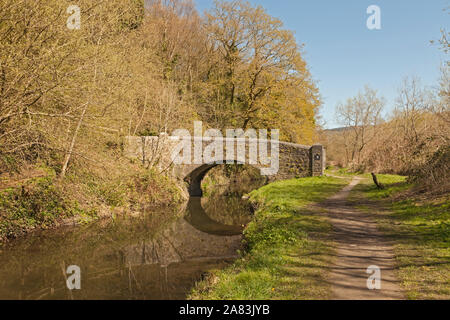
[371,172,384,189]
[60,104,87,178]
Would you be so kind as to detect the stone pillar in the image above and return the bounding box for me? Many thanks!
[310,144,325,176]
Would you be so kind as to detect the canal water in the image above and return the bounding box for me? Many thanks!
[0,180,264,299]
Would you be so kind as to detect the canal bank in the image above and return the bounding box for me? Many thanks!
[0,165,186,243]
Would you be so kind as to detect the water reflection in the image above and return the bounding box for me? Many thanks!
[201,182,260,227]
[184,197,244,236]
[0,181,264,300]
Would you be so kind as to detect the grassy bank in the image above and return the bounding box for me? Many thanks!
[0,162,184,243]
[354,174,450,300]
[189,176,348,300]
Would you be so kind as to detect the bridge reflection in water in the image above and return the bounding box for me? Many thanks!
[0,181,263,300]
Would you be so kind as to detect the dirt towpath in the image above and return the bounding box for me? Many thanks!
[318,177,404,300]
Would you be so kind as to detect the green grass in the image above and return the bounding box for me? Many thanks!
[325,166,369,177]
[362,174,409,199]
[355,175,450,300]
[189,176,348,300]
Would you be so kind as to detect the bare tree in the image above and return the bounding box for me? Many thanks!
[336,86,384,167]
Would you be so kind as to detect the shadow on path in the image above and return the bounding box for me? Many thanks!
[316,177,404,300]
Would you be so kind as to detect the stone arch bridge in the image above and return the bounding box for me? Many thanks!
[125,134,325,196]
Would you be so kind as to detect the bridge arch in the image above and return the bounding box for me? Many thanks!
[184,196,244,235]
[183,162,263,197]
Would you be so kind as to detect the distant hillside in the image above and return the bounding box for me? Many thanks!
[323,127,350,132]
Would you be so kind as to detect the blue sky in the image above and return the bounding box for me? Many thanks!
[195,0,449,128]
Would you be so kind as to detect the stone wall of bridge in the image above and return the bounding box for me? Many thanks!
[124,135,325,196]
